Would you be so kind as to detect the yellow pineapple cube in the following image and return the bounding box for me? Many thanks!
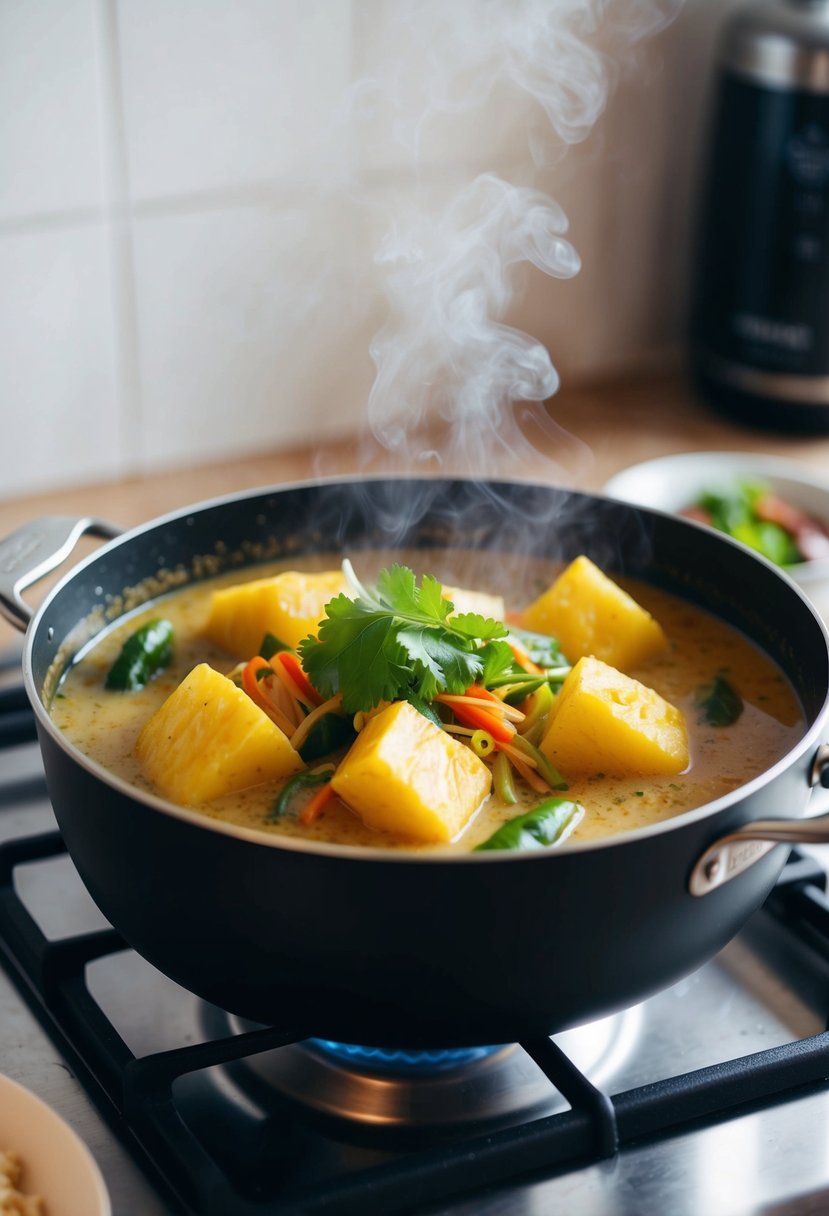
[442,585,505,622]
[539,655,688,777]
[136,663,304,805]
[204,569,349,657]
[521,556,667,670]
[331,700,491,843]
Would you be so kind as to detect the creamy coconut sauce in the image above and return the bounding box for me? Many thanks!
[50,553,805,853]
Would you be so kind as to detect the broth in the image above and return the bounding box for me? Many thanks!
[50,552,805,853]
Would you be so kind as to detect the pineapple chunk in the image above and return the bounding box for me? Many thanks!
[521,556,667,671]
[136,662,304,805]
[539,655,688,777]
[204,569,349,657]
[331,700,491,843]
[442,585,505,621]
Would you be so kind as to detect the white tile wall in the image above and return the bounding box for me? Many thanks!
[0,0,741,501]
[0,0,105,222]
[0,225,121,496]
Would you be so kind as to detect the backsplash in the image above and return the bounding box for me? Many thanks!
[0,0,736,499]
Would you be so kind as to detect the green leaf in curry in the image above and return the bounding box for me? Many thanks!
[695,674,744,727]
[105,619,174,691]
[475,797,584,851]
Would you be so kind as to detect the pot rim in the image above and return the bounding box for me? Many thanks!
[20,474,829,865]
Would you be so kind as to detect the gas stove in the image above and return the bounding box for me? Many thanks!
[3,673,829,1216]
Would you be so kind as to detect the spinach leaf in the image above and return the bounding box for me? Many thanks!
[695,674,743,727]
[259,632,294,659]
[298,713,357,762]
[507,626,568,670]
[105,619,174,691]
[475,797,584,851]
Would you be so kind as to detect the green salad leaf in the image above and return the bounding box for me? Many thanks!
[696,481,802,567]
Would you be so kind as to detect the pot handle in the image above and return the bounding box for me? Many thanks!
[689,743,829,896]
[0,516,121,632]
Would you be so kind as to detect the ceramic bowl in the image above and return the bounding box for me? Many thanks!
[0,1074,111,1216]
[603,451,829,621]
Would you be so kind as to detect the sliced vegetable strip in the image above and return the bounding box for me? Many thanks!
[299,780,337,826]
[440,698,515,745]
[509,733,569,790]
[271,650,323,708]
[267,767,334,820]
[493,751,518,804]
[241,656,298,736]
[289,693,344,752]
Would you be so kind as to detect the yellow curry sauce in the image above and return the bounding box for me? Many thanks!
[50,556,805,853]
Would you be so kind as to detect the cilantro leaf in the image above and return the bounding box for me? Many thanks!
[298,562,509,713]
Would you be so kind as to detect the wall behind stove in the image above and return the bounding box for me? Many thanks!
[0,0,736,499]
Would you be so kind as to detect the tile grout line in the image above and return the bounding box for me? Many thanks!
[94,0,144,480]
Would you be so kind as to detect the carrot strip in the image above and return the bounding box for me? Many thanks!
[445,699,515,745]
[436,692,524,724]
[271,651,323,707]
[299,781,337,826]
[241,657,297,736]
[508,643,543,675]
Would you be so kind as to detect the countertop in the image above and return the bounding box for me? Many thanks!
[2,372,828,650]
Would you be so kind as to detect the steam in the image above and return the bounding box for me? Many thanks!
[316,0,679,484]
[367,174,579,459]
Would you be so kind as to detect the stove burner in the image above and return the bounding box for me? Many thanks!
[201,1005,643,1137]
[308,1040,502,1075]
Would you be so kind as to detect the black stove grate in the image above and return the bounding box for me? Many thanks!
[3,706,829,1214]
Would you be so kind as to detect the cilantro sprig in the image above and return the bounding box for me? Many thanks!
[298,561,511,713]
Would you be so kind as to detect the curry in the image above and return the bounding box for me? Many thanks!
[50,551,804,853]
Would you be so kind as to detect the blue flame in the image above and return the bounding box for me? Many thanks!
[309,1040,502,1076]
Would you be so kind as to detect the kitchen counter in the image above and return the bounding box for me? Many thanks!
[2,372,828,649]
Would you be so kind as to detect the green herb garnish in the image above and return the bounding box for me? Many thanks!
[299,562,510,713]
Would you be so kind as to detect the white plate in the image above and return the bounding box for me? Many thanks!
[0,1074,111,1216]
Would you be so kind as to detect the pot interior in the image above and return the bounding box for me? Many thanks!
[29,477,829,728]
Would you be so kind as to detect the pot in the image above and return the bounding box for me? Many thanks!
[2,477,829,1049]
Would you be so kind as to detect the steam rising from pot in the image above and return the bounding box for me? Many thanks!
[314,0,679,486]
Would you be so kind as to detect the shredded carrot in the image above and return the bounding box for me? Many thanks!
[271,651,323,707]
[442,698,515,745]
[289,693,344,752]
[508,643,543,675]
[241,656,297,736]
[504,751,549,793]
[436,692,524,724]
[299,780,337,826]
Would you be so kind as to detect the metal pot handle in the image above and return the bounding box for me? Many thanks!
[0,516,121,632]
[689,743,829,895]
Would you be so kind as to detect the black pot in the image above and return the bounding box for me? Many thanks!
[2,478,829,1048]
